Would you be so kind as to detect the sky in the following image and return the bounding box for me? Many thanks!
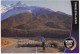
[1,0,72,15]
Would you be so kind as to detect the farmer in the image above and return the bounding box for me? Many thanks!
[41,36,46,51]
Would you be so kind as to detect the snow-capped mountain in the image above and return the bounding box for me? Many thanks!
[1,1,32,20]
[1,1,72,39]
[13,1,27,8]
[1,5,9,13]
[1,1,69,20]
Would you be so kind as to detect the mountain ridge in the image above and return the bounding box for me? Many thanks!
[1,1,71,20]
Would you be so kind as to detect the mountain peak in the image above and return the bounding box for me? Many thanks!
[14,1,27,7]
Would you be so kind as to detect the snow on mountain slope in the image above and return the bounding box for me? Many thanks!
[2,7,32,20]
[1,5,9,13]
[13,1,27,7]
[1,1,32,20]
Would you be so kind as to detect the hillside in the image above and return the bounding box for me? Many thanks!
[1,11,72,38]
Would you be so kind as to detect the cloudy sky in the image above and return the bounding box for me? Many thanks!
[1,0,72,15]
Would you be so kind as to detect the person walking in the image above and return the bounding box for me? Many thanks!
[41,36,46,51]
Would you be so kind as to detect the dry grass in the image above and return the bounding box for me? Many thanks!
[1,38,16,48]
